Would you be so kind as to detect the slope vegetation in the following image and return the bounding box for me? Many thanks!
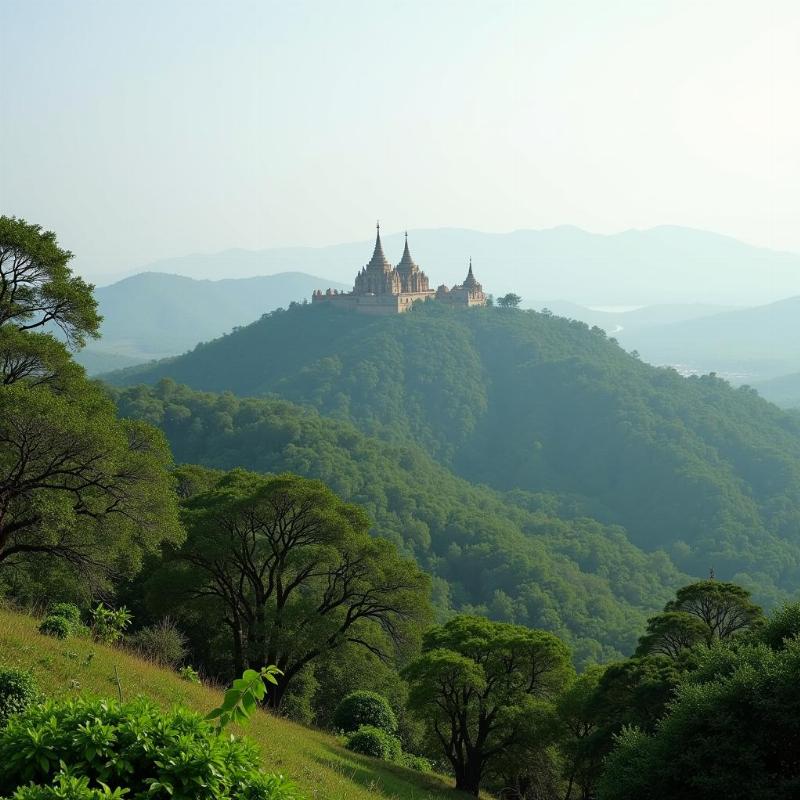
[0,607,472,800]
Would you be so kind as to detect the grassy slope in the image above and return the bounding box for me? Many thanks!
[0,608,478,800]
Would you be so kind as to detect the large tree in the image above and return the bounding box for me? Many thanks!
[403,615,573,796]
[637,580,763,658]
[0,216,182,591]
[155,468,430,707]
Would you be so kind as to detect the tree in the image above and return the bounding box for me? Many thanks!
[404,615,573,796]
[158,469,430,708]
[0,217,182,591]
[637,580,763,658]
[635,611,710,658]
[598,640,800,800]
[496,293,522,308]
[0,216,100,347]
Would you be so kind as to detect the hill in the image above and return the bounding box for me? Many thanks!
[113,381,683,664]
[753,372,800,409]
[116,225,800,307]
[108,302,800,608]
[0,606,468,800]
[616,295,800,382]
[76,271,348,373]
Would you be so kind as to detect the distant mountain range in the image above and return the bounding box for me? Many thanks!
[104,225,800,308]
[76,271,347,373]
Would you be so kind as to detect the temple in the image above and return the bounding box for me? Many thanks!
[312,224,487,315]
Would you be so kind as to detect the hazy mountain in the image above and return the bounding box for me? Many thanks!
[544,301,736,332]
[115,225,800,307]
[107,302,800,606]
[615,296,800,382]
[78,271,347,372]
[754,372,800,409]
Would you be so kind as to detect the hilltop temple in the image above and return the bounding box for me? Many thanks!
[312,224,487,315]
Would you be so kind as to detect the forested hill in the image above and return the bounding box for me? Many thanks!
[113,380,683,665]
[108,303,800,602]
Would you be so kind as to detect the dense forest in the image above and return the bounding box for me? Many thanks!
[112,380,684,664]
[112,301,800,604]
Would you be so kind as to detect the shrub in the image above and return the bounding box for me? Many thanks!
[345,724,402,761]
[399,752,433,772]
[333,690,398,734]
[0,696,301,799]
[89,604,132,644]
[3,773,127,799]
[0,668,37,727]
[47,603,81,627]
[38,615,70,639]
[178,664,202,683]
[128,617,188,666]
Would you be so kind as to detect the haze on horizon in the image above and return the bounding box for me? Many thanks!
[1,0,798,284]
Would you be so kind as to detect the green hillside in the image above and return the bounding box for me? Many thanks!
[109,303,800,604]
[113,381,683,664]
[0,607,469,800]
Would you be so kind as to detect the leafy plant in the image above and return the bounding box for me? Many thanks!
[38,615,70,639]
[0,695,300,799]
[177,665,201,684]
[90,605,132,644]
[48,603,81,627]
[0,668,37,727]
[344,725,402,761]
[206,666,283,731]
[333,691,397,734]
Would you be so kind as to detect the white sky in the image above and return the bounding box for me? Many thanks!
[1,0,798,282]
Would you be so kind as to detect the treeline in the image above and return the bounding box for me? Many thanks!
[109,300,800,602]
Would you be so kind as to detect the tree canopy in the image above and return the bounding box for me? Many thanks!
[404,615,573,795]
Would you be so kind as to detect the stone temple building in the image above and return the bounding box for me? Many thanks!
[312,224,487,315]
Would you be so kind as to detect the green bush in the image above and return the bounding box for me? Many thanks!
[345,725,402,761]
[398,752,433,773]
[128,617,188,666]
[178,664,201,684]
[333,690,398,734]
[0,696,302,799]
[89,604,132,644]
[47,603,81,627]
[0,668,37,727]
[37,615,70,639]
[3,773,127,799]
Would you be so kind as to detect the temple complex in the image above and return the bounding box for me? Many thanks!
[312,224,487,315]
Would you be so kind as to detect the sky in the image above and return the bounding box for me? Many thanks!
[1,0,798,283]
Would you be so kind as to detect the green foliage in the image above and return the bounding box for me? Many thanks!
[0,668,37,727]
[345,725,402,761]
[0,216,100,348]
[2,773,129,799]
[760,601,800,649]
[127,618,187,667]
[48,604,82,627]
[405,615,574,795]
[333,691,398,735]
[113,379,685,665]
[111,301,800,612]
[89,606,132,645]
[177,665,201,684]
[206,667,282,731]
[0,695,297,800]
[158,469,431,708]
[496,293,522,308]
[38,615,70,639]
[598,640,800,800]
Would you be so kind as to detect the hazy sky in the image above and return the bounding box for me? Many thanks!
[1,0,798,282]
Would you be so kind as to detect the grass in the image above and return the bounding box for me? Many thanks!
[0,607,482,800]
